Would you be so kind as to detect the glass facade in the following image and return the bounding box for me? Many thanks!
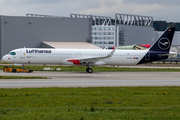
[92,26,115,49]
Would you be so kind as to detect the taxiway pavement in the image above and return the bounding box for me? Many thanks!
[0,70,180,88]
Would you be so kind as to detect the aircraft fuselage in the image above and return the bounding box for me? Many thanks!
[3,48,148,66]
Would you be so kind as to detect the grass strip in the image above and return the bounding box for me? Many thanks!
[0,87,180,119]
[0,76,48,79]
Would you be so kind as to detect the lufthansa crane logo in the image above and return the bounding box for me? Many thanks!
[158,38,170,50]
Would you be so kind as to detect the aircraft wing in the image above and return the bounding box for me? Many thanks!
[67,48,116,65]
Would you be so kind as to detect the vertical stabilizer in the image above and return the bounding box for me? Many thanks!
[138,27,176,64]
[149,27,175,52]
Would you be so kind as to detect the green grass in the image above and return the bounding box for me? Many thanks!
[0,87,180,119]
[21,65,180,72]
[1,65,180,72]
[0,76,48,79]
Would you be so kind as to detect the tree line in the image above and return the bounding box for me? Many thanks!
[153,21,180,31]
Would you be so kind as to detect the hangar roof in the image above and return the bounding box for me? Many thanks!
[42,42,101,49]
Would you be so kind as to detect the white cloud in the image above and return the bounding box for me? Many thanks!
[0,0,179,22]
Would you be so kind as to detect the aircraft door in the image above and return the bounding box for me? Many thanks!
[145,52,150,61]
[20,49,25,59]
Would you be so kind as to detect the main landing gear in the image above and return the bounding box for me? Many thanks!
[86,64,93,73]
[86,68,93,73]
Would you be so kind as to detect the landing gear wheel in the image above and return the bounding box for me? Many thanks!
[12,69,17,73]
[86,68,93,73]
[86,68,89,72]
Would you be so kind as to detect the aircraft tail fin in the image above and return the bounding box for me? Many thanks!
[149,27,175,53]
[138,27,176,64]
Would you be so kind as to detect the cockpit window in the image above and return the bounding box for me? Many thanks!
[10,52,16,55]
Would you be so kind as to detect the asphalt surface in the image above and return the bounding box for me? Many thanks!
[0,70,180,88]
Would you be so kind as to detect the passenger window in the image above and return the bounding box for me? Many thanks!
[10,52,16,55]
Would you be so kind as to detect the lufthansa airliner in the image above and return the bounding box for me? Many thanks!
[2,27,177,73]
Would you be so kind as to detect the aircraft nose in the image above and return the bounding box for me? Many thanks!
[2,55,9,62]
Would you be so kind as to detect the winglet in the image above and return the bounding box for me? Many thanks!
[105,47,116,58]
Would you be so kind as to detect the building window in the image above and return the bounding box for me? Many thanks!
[100,37,104,40]
[96,32,100,35]
[110,27,114,30]
[110,37,114,40]
[110,32,114,35]
[100,32,104,35]
[96,37,100,40]
[96,27,100,30]
[92,27,96,30]
[100,27,105,30]
[105,37,110,40]
[105,27,109,30]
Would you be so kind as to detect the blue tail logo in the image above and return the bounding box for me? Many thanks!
[158,38,170,50]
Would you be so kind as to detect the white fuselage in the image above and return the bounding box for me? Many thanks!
[2,48,148,66]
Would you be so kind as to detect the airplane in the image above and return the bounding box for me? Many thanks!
[2,27,177,73]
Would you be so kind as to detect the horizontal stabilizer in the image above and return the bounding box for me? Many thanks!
[158,52,178,58]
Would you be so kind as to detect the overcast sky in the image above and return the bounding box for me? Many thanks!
[0,0,179,22]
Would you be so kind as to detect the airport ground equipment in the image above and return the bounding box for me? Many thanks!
[3,66,33,73]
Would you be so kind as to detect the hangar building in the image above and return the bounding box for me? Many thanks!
[0,14,92,58]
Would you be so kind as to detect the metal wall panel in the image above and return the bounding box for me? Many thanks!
[118,25,154,46]
[1,16,90,57]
